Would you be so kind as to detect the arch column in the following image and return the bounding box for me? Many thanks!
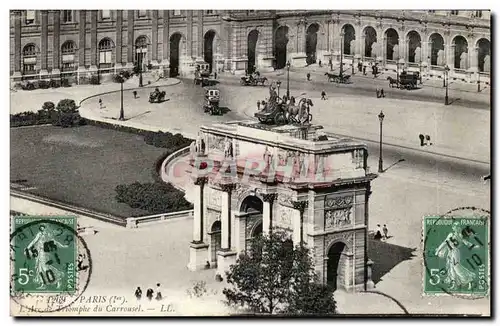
[446,44,455,68]
[188,176,209,271]
[216,182,237,277]
[359,34,365,60]
[13,10,22,77]
[292,200,308,246]
[422,41,430,66]
[469,45,478,72]
[126,10,134,68]
[382,37,387,65]
[262,193,278,235]
[116,10,123,66]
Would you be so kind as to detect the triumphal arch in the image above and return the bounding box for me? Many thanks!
[186,119,377,291]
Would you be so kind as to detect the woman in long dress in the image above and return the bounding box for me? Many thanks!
[434,222,479,290]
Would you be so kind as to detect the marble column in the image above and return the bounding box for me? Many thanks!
[292,200,308,246]
[422,41,430,66]
[90,10,98,70]
[300,21,307,53]
[262,193,277,235]
[78,10,86,70]
[188,176,209,271]
[40,10,48,74]
[360,35,365,60]
[126,10,134,67]
[13,11,22,77]
[469,46,478,72]
[52,10,61,75]
[217,183,237,278]
[197,10,203,60]
[447,44,455,68]
[382,37,387,65]
[151,10,158,65]
[116,10,123,65]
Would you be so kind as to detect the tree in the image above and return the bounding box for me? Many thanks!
[223,231,337,315]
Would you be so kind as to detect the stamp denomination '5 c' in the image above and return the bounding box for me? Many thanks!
[423,215,489,297]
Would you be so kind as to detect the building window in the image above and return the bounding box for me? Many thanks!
[475,11,483,18]
[22,43,37,74]
[138,10,147,18]
[61,41,76,72]
[98,38,113,67]
[206,10,214,14]
[102,10,111,19]
[450,10,459,15]
[62,10,73,22]
[247,10,256,15]
[25,10,35,24]
[428,10,435,13]
[173,10,181,16]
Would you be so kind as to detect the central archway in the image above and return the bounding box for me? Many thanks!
[385,28,399,60]
[364,26,377,58]
[204,30,216,72]
[477,38,491,72]
[429,33,445,66]
[407,31,422,63]
[169,33,183,77]
[342,24,356,55]
[327,242,346,291]
[275,26,289,69]
[247,30,259,74]
[453,35,468,69]
[306,23,319,65]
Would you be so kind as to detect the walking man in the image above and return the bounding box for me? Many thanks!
[306,73,311,81]
[363,65,367,76]
[155,283,163,301]
[146,288,154,301]
[133,91,138,99]
[321,90,327,100]
[374,224,382,240]
[134,287,142,300]
[257,101,261,111]
[98,98,103,109]
[383,224,389,240]
[214,71,218,80]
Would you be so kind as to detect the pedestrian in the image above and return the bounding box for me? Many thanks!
[358,61,363,72]
[133,90,137,99]
[214,71,217,80]
[383,224,389,240]
[329,58,332,69]
[98,98,103,109]
[134,287,142,300]
[425,135,432,145]
[146,288,154,301]
[363,65,367,76]
[374,224,382,240]
[318,59,322,67]
[257,101,261,111]
[155,283,163,301]
[376,88,380,98]
[321,90,327,100]
[379,88,385,98]
[205,261,211,269]
[306,73,311,81]
[419,134,425,146]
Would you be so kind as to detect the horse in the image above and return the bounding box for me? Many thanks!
[257,76,268,86]
[387,76,398,88]
[286,98,313,124]
[324,72,338,82]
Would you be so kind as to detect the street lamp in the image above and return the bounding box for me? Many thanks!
[286,61,291,99]
[136,45,146,87]
[118,73,125,121]
[396,57,400,87]
[276,80,281,97]
[444,65,450,105]
[419,61,423,85]
[477,72,481,93]
[378,110,385,173]
[340,31,345,78]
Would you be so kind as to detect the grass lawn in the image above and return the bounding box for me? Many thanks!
[10,125,169,218]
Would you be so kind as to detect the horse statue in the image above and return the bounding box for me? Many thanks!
[285,98,313,124]
[387,76,398,88]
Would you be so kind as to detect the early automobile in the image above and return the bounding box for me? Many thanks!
[240,71,268,86]
[194,63,214,86]
[203,86,221,115]
[149,87,166,103]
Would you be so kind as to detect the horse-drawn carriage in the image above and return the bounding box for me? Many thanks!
[240,71,268,86]
[203,86,221,115]
[387,71,419,90]
[149,87,166,103]
[194,63,214,86]
[325,72,351,84]
[254,84,313,125]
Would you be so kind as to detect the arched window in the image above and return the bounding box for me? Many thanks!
[98,38,114,69]
[101,10,110,19]
[61,41,76,72]
[450,10,459,15]
[25,10,35,24]
[173,10,181,16]
[138,10,147,18]
[475,11,483,18]
[22,44,37,74]
[206,10,214,14]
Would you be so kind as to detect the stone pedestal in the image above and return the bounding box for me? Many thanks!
[216,250,237,277]
[188,242,209,271]
[290,53,308,67]
[52,68,61,79]
[257,56,275,72]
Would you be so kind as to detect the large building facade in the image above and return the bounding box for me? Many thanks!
[10,10,491,83]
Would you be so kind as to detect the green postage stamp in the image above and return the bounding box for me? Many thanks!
[423,215,489,296]
[11,215,78,294]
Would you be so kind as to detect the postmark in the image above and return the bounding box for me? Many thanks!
[10,215,92,313]
[422,207,490,298]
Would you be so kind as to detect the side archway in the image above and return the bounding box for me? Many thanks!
[208,220,221,266]
[407,31,422,63]
[169,32,186,77]
[326,241,347,291]
[385,28,399,60]
[342,24,356,55]
[429,33,445,66]
[476,38,490,72]
[275,26,289,69]
[363,26,377,58]
[204,30,217,72]
[247,29,259,74]
[452,35,468,69]
[306,23,319,64]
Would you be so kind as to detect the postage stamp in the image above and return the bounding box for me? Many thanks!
[423,213,489,297]
[10,215,92,313]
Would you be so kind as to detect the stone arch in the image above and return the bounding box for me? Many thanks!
[476,38,490,72]
[452,35,468,69]
[341,23,356,55]
[98,37,115,70]
[306,22,320,64]
[406,30,422,63]
[275,25,290,69]
[239,195,263,213]
[61,40,77,72]
[169,32,187,77]
[247,29,259,73]
[429,32,445,66]
[208,220,222,266]
[21,43,39,74]
[250,220,263,238]
[204,29,217,72]
[384,28,399,60]
[363,26,377,58]
[326,240,348,291]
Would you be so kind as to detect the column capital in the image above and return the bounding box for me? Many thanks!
[291,200,308,213]
[193,176,208,186]
[262,193,278,203]
[218,182,235,193]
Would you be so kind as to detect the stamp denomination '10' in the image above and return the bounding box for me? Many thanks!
[423,216,489,297]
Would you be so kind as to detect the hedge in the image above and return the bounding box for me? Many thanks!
[10,98,86,128]
[115,181,193,214]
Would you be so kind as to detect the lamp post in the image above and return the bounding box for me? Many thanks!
[286,61,291,99]
[276,80,281,97]
[136,45,145,87]
[396,57,400,88]
[444,65,450,105]
[378,110,385,173]
[118,73,125,121]
[419,61,423,84]
[477,72,481,92]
